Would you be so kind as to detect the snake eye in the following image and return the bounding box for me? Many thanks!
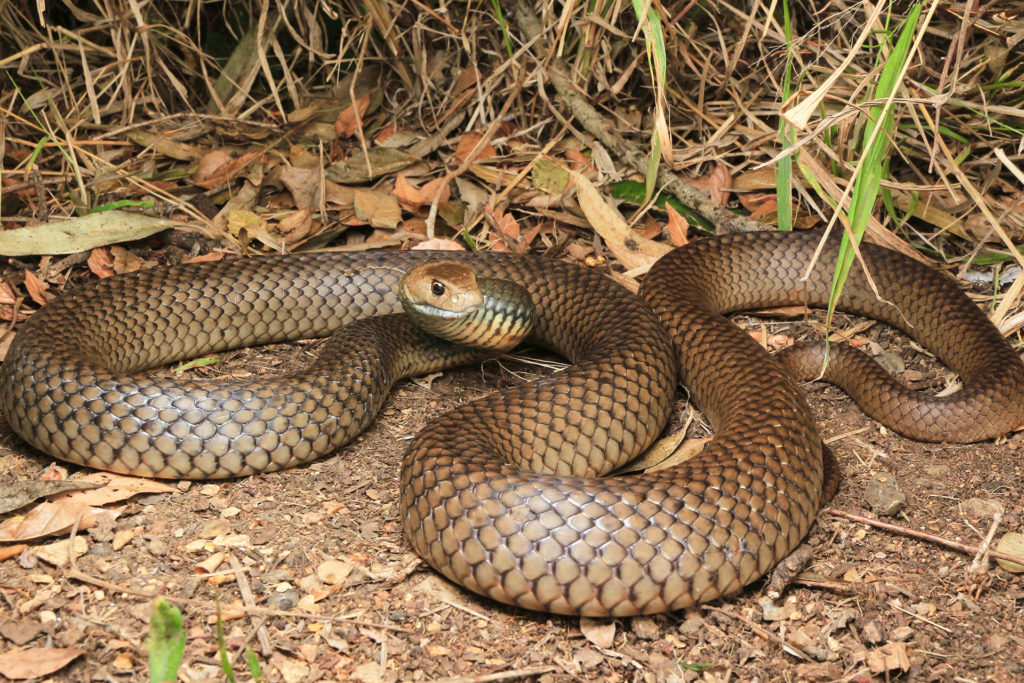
[431,280,446,297]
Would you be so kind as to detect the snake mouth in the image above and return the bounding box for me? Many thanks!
[402,299,478,321]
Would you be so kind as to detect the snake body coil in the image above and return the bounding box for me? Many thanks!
[2,232,1022,615]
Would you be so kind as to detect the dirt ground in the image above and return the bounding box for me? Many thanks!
[1,312,1022,683]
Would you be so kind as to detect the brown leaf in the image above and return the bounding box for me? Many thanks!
[39,463,66,481]
[571,171,670,272]
[489,207,520,240]
[420,177,450,205]
[0,647,86,679]
[665,205,690,247]
[413,238,464,251]
[0,502,113,542]
[634,215,661,239]
[393,173,426,207]
[194,151,262,189]
[22,270,48,306]
[454,132,496,163]
[353,189,402,229]
[334,93,371,138]
[275,209,313,243]
[866,642,912,674]
[0,280,18,305]
[278,164,321,210]
[184,251,224,264]
[87,248,115,278]
[52,472,175,506]
[688,163,733,205]
[195,149,232,185]
[739,192,778,218]
[110,245,144,274]
[579,617,615,649]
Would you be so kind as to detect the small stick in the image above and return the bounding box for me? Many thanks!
[824,507,1024,566]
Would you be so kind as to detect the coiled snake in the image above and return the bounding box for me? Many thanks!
[1,231,1021,616]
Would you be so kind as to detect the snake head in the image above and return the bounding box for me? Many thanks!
[400,261,484,318]
[399,261,534,353]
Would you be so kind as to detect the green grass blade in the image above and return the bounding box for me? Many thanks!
[147,598,186,683]
[776,0,796,232]
[829,3,922,324]
[215,601,237,683]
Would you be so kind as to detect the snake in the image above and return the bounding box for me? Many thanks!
[2,231,1022,616]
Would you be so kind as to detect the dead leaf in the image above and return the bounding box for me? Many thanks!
[489,207,520,240]
[316,559,354,585]
[87,248,115,278]
[665,205,690,246]
[184,251,225,264]
[454,132,496,163]
[22,270,48,305]
[275,210,313,243]
[110,245,144,273]
[0,473,172,542]
[0,478,102,515]
[571,171,670,272]
[0,503,116,542]
[326,147,420,184]
[393,173,425,207]
[195,149,232,184]
[353,189,402,228]
[394,174,450,211]
[0,280,17,305]
[334,93,371,137]
[452,66,480,95]
[0,647,86,679]
[52,472,175,506]
[0,212,176,257]
[413,238,464,251]
[733,167,776,192]
[194,151,262,189]
[688,163,733,205]
[33,535,89,567]
[579,617,615,649]
[996,532,1024,572]
[111,653,133,670]
[740,192,778,219]
[351,661,386,683]
[866,642,911,674]
[634,215,661,239]
[0,620,44,645]
[277,164,322,210]
[194,551,226,574]
[39,464,66,481]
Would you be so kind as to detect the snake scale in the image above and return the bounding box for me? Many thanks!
[2,231,1022,616]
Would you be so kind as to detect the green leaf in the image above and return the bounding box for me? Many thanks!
[147,598,186,683]
[607,180,715,233]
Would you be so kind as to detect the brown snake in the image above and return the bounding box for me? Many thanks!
[2,231,1022,615]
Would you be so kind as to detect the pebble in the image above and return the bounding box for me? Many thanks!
[863,472,905,516]
[961,497,1004,518]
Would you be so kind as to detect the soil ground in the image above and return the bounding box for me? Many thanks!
[0,313,1022,683]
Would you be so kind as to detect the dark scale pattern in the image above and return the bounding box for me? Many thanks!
[3,233,1023,616]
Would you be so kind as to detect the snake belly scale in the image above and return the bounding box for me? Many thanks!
[2,231,1022,616]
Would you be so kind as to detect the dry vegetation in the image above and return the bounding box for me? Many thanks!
[1,1,1023,681]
